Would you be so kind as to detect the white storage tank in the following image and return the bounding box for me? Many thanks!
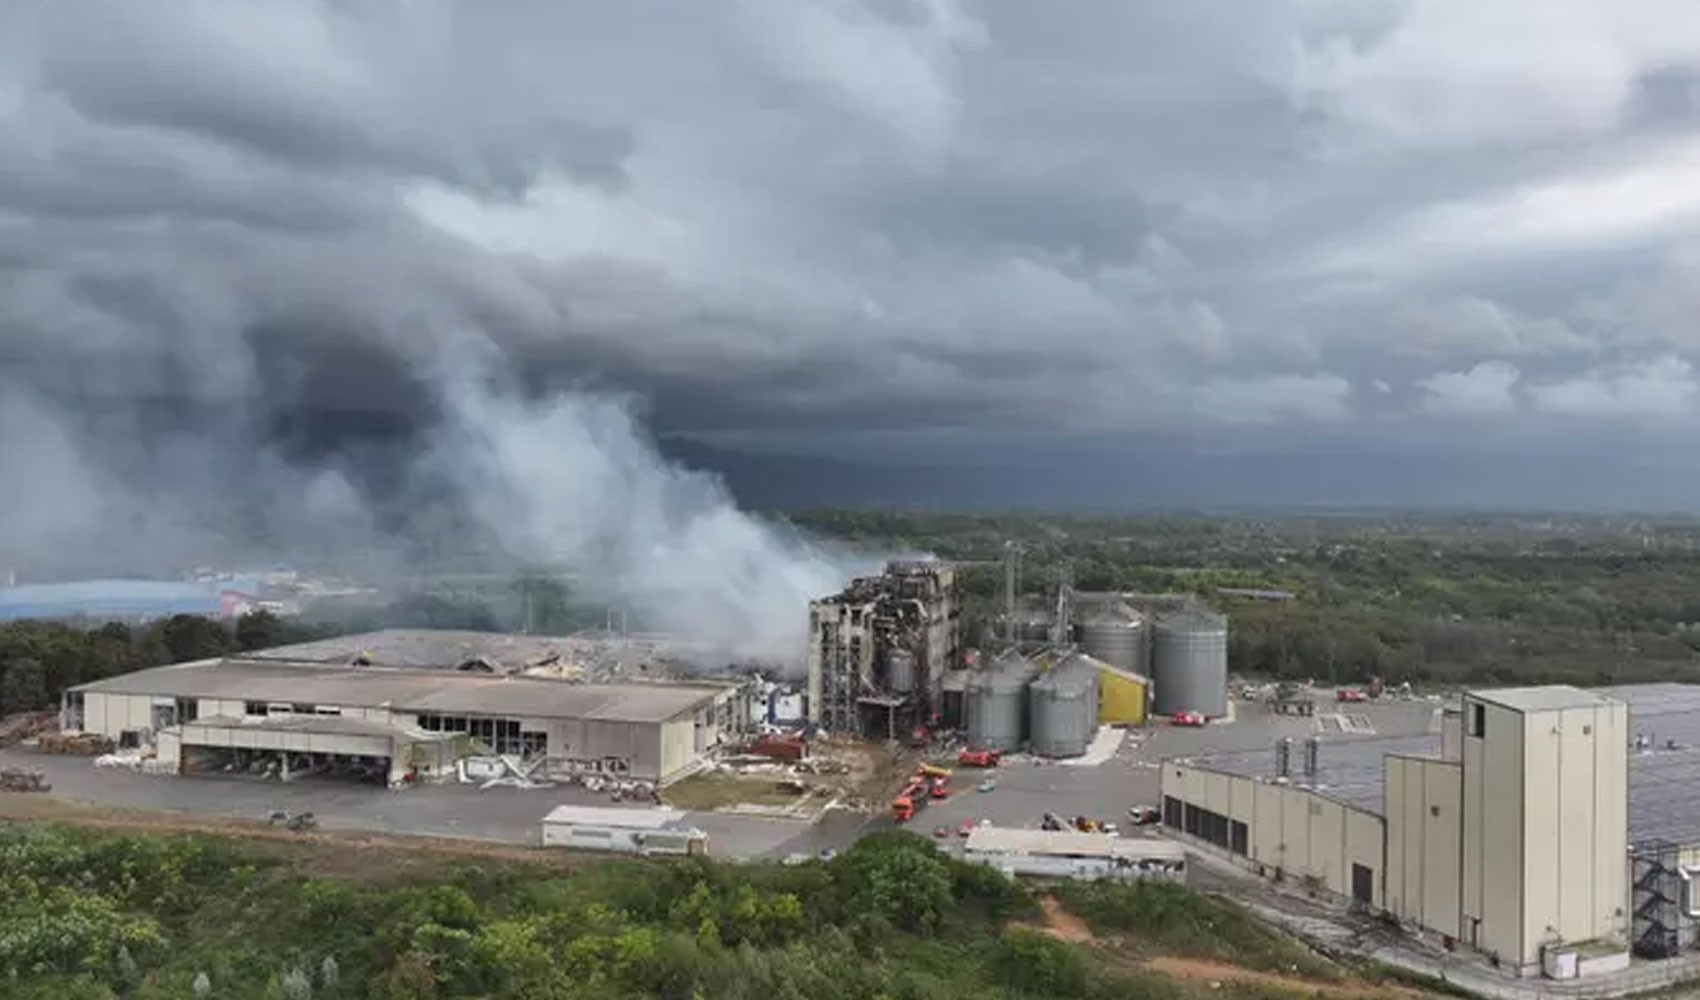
[884,648,917,693]
[966,651,1036,751]
[1028,654,1100,758]
[1151,610,1228,717]
[1076,604,1148,674]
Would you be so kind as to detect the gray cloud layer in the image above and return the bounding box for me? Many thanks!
[7,0,1700,569]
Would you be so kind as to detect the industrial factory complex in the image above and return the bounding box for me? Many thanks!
[806,559,1230,753]
[1159,681,1700,981]
[61,629,747,786]
[40,552,1700,990]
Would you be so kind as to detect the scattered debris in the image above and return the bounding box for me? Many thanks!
[266,810,317,831]
[0,711,57,749]
[37,731,116,756]
[0,768,49,792]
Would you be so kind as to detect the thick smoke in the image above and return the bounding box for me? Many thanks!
[0,346,866,664]
[420,360,864,661]
[0,1,897,663]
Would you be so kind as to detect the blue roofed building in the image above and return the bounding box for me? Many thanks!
[0,579,258,623]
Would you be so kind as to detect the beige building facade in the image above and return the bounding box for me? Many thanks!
[1163,685,1634,979]
[66,654,731,785]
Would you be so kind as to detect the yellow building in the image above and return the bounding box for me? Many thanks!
[1096,662,1149,725]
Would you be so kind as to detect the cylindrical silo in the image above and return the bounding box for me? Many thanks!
[966,652,1035,751]
[1075,604,1148,675]
[1029,654,1100,757]
[884,649,916,693]
[1151,611,1228,717]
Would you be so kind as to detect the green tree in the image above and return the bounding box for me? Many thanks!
[1,656,48,713]
[235,610,285,652]
[152,615,231,663]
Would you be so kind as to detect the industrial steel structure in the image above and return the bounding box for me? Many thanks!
[1151,610,1228,717]
[61,629,747,785]
[1157,683,1700,981]
[805,560,960,738]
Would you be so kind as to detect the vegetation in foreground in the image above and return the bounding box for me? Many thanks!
[0,823,1406,1000]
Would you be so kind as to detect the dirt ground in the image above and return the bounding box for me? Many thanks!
[662,773,811,811]
[1030,894,1433,1000]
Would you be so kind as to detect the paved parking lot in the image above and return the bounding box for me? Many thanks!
[899,695,1442,848]
[0,747,809,860]
[0,695,1442,861]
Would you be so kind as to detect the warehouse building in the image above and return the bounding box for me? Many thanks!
[62,633,744,785]
[1157,683,1700,980]
[963,826,1186,883]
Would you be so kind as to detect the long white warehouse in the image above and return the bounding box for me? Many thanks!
[62,631,745,786]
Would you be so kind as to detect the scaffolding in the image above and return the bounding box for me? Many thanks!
[1632,839,1689,959]
[812,561,958,738]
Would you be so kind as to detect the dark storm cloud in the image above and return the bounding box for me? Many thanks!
[5,0,1700,569]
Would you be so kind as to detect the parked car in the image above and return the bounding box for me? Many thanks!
[1171,710,1206,727]
[932,825,952,839]
[1127,805,1161,826]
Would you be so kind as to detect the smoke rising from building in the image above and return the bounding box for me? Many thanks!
[0,334,866,665]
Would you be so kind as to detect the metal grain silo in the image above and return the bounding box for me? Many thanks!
[966,652,1035,751]
[1151,611,1228,717]
[884,648,916,693]
[1028,654,1100,757]
[1075,604,1148,674]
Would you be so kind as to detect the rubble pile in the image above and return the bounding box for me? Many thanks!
[0,711,57,749]
[0,768,49,792]
[37,732,116,756]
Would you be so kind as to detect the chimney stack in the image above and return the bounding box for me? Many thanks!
[1303,737,1319,777]
[1275,737,1292,777]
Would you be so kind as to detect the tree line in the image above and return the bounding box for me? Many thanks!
[0,611,312,719]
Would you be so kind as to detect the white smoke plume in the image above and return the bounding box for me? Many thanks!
[422,364,865,662]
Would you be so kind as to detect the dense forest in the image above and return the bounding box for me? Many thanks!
[791,510,1700,688]
[0,611,326,719]
[0,824,1372,999]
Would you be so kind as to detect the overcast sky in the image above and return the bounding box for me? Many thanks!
[7,0,1700,523]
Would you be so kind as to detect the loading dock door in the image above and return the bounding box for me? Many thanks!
[1351,863,1374,906]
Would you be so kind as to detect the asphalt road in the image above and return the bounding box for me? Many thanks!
[0,695,1441,861]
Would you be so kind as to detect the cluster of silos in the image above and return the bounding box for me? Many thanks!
[1150,610,1228,717]
[965,651,1037,751]
[1028,653,1101,757]
[1074,603,1149,675]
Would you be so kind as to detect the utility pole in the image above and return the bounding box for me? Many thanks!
[1003,541,1022,644]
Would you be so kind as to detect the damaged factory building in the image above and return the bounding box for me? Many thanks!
[805,560,960,739]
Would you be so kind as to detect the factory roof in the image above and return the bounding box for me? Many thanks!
[71,658,724,724]
[182,714,451,742]
[964,827,1186,860]
[1176,683,1700,845]
[1176,733,1442,816]
[1469,685,1618,713]
[542,805,688,830]
[240,628,702,671]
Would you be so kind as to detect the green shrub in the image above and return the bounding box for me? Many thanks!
[991,927,1090,997]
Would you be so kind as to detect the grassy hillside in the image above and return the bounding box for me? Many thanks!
[0,823,1425,1000]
